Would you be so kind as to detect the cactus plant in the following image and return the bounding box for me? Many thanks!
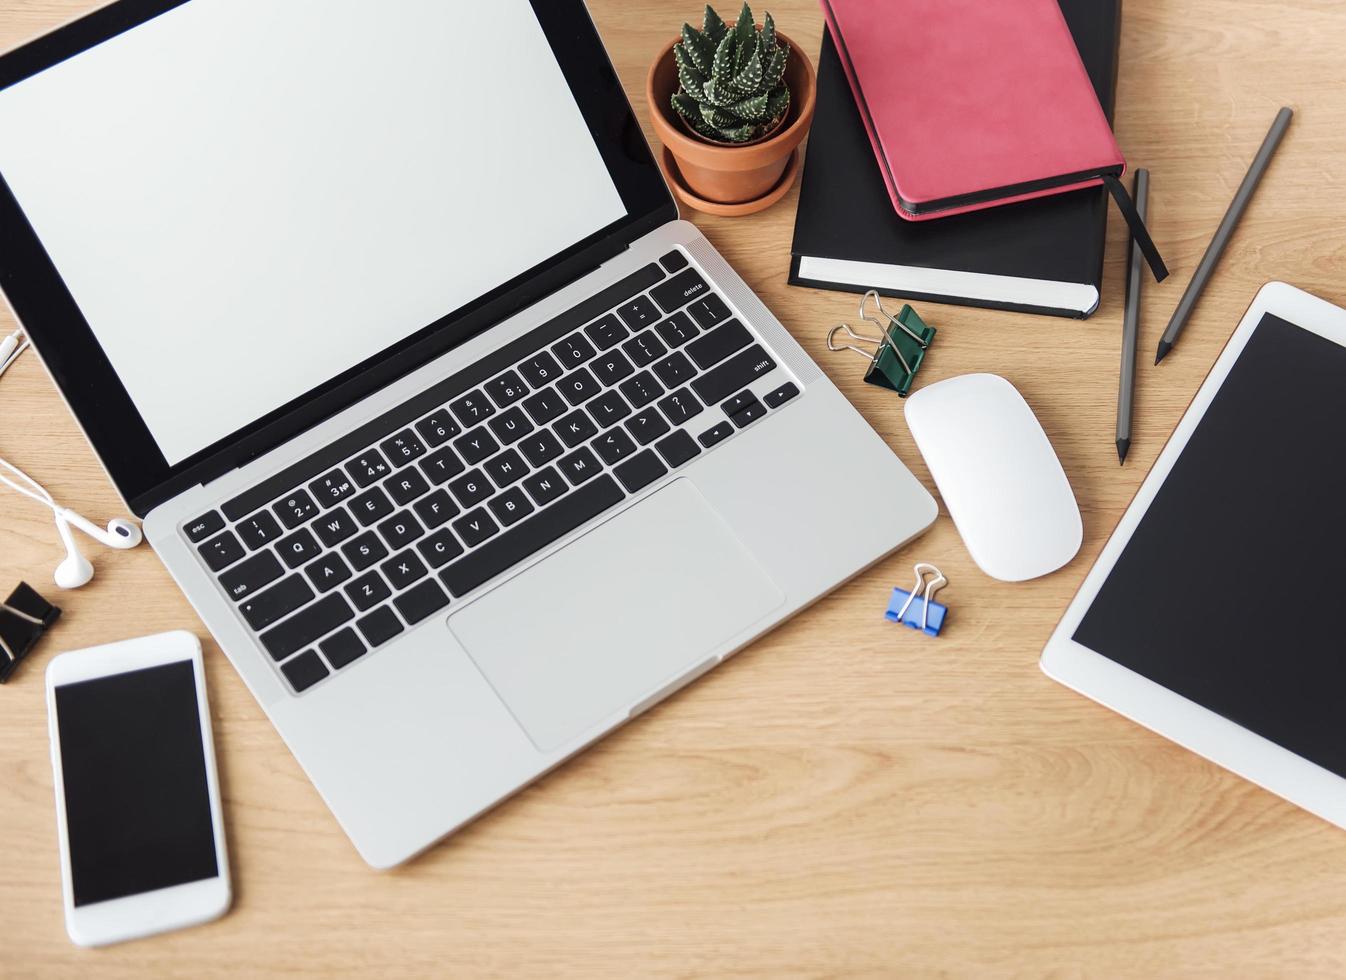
[671,3,791,144]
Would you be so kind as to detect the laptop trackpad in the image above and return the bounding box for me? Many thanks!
[448,479,784,751]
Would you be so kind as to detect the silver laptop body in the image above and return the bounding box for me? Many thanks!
[0,0,935,867]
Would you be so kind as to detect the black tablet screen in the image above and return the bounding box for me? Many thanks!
[1074,314,1346,777]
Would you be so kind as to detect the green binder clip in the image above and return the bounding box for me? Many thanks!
[826,291,936,397]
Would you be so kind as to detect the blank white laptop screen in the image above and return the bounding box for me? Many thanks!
[0,0,626,465]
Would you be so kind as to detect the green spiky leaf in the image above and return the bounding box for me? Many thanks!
[718,121,760,143]
[702,76,738,108]
[762,42,787,89]
[760,10,777,59]
[763,84,789,122]
[680,23,715,75]
[726,92,770,121]
[677,62,706,99]
[711,30,736,85]
[700,102,743,130]
[702,4,729,44]
[671,92,703,121]
[733,41,763,92]
[733,3,756,72]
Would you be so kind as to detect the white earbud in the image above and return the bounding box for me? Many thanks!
[0,457,142,589]
[53,514,95,590]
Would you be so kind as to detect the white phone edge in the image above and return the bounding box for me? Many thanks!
[46,630,231,947]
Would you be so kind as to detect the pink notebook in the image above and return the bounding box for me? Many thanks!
[820,0,1166,279]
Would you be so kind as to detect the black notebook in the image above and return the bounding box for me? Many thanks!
[789,0,1122,318]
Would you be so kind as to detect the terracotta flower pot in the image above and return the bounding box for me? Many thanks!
[647,30,816,212]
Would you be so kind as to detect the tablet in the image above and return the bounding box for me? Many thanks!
[1042,282,1346,830]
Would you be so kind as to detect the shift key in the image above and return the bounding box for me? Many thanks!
[691,345,777,405]
[259,592,354,661]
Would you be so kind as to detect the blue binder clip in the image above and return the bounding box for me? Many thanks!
[885,563,948,637]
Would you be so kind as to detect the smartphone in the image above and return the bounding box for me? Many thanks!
[45,630,230,947]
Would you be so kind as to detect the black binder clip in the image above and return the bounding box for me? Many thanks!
[885,563,948,637]
[0,582,61,683]
[827,290,936,398]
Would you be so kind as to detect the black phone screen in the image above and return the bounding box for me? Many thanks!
[54,660,219,907]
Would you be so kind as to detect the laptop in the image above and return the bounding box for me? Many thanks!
[0,0,936,867]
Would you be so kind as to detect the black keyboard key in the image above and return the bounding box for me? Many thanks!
[237,511,283,550]
[522,466,567,506]
[522,386,567,425]
[281,651,329,693]
[276,527,322,568]
[483,448,527,488]
[241,574,315,631]
[454,427,500,466]
[615,295,661,331]
[449,389,496,426]
[419,446,465,484]
[220,550,283,602]
[377,510,424,550]
[625,407,671,446]
[518,351,563,388]
[623,330,668,368]
[449,469,492,508]
[558,367,601,406]
[274,489,319,529]
[356,606,403,648]
[613,450,667,494]
[555,409,598,448]
[385,467,430,506]
[415,410,460,448]
[309,469,356,508]
[651,268,710,313]
[341,531,388,571]
[440,475,623,597]
[552,332,596,368]
[687,319,752,370]
[488,486,535,527]
[379,430,426,468]
[312,507,358,547]
[658,388,702,426]
[321,628,366,669]
[381,550,428,590]
[185,511,224,543]
[721,390,757,417]
[346,450,391,488]
[413,488,458,529]
[691,345,777,405]
[591,349,635,386]
[587,389,632,428]
[485,370,529,408]
[687,293,731,328]
[731,399,767,428]
[584,313,629,350]
[619,370,665,409]
[698,421,734,448]
[518,429,563,467]
[452,508,500,549]
[655,311,699,348]
[765,382,800,408]
[592,427,637,465]
[655,429,701,469]
[394,579,451,625]
[305,552,353,593]
[350,485,394,526]
[417,527,465,567]
[488,406,534,445]
[199,531,246,572]
[652,351,695,389]
[555,443,600,484]
[345,571,391,612]
[659,249,688,273]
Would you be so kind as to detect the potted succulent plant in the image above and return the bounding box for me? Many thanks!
[647,3,816,214]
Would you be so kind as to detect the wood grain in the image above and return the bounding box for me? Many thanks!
[3,1,1346,975]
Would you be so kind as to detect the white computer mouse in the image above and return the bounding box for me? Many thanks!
[904,373,1082,582]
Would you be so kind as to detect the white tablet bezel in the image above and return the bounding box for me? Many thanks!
[46,630,231,947]
[1041,281,1346,831]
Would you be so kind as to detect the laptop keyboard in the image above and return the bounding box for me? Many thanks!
[182,249,801,695]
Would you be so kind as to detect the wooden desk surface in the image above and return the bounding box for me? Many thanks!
[3,1,1345,974]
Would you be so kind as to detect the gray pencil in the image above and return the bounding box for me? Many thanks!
[1155,106,1294,364]
[1117,169,1149,464]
